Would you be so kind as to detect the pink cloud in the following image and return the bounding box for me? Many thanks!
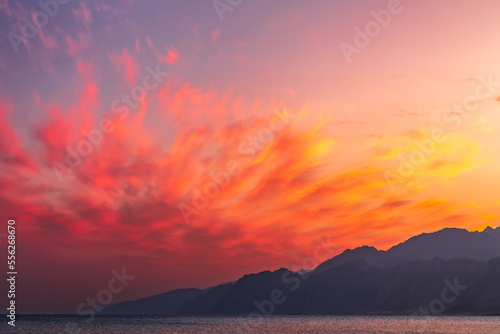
[108,48,137,84]
[211,29,220,42]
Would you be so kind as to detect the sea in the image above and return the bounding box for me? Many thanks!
[3,315,499,333]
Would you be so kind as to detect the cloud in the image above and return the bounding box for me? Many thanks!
[146,37,179,65]
[211,29,220,43]
[108,48,137,84]
[0,2,495,311]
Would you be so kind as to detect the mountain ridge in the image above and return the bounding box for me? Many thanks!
[105,226,500,316]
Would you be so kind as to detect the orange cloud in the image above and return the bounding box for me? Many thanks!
[0,67,494,312]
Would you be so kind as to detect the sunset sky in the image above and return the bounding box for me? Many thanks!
[1,0,500,313]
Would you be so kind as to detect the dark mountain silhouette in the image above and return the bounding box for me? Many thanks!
[105,226,500,316]
[315,226,500,273]
[105,288,204,315]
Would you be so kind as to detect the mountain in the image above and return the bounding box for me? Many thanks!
[104,288,204,315]
[105,226,500,316]
[314,226,500,273]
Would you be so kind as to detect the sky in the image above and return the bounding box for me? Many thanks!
[0,0,500,314]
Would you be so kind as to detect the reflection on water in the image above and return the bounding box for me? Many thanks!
[6,315,500,334]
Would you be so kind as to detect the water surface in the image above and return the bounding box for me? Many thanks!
[5,315,500,333]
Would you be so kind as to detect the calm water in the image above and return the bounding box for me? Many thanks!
[4,315,500,333]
